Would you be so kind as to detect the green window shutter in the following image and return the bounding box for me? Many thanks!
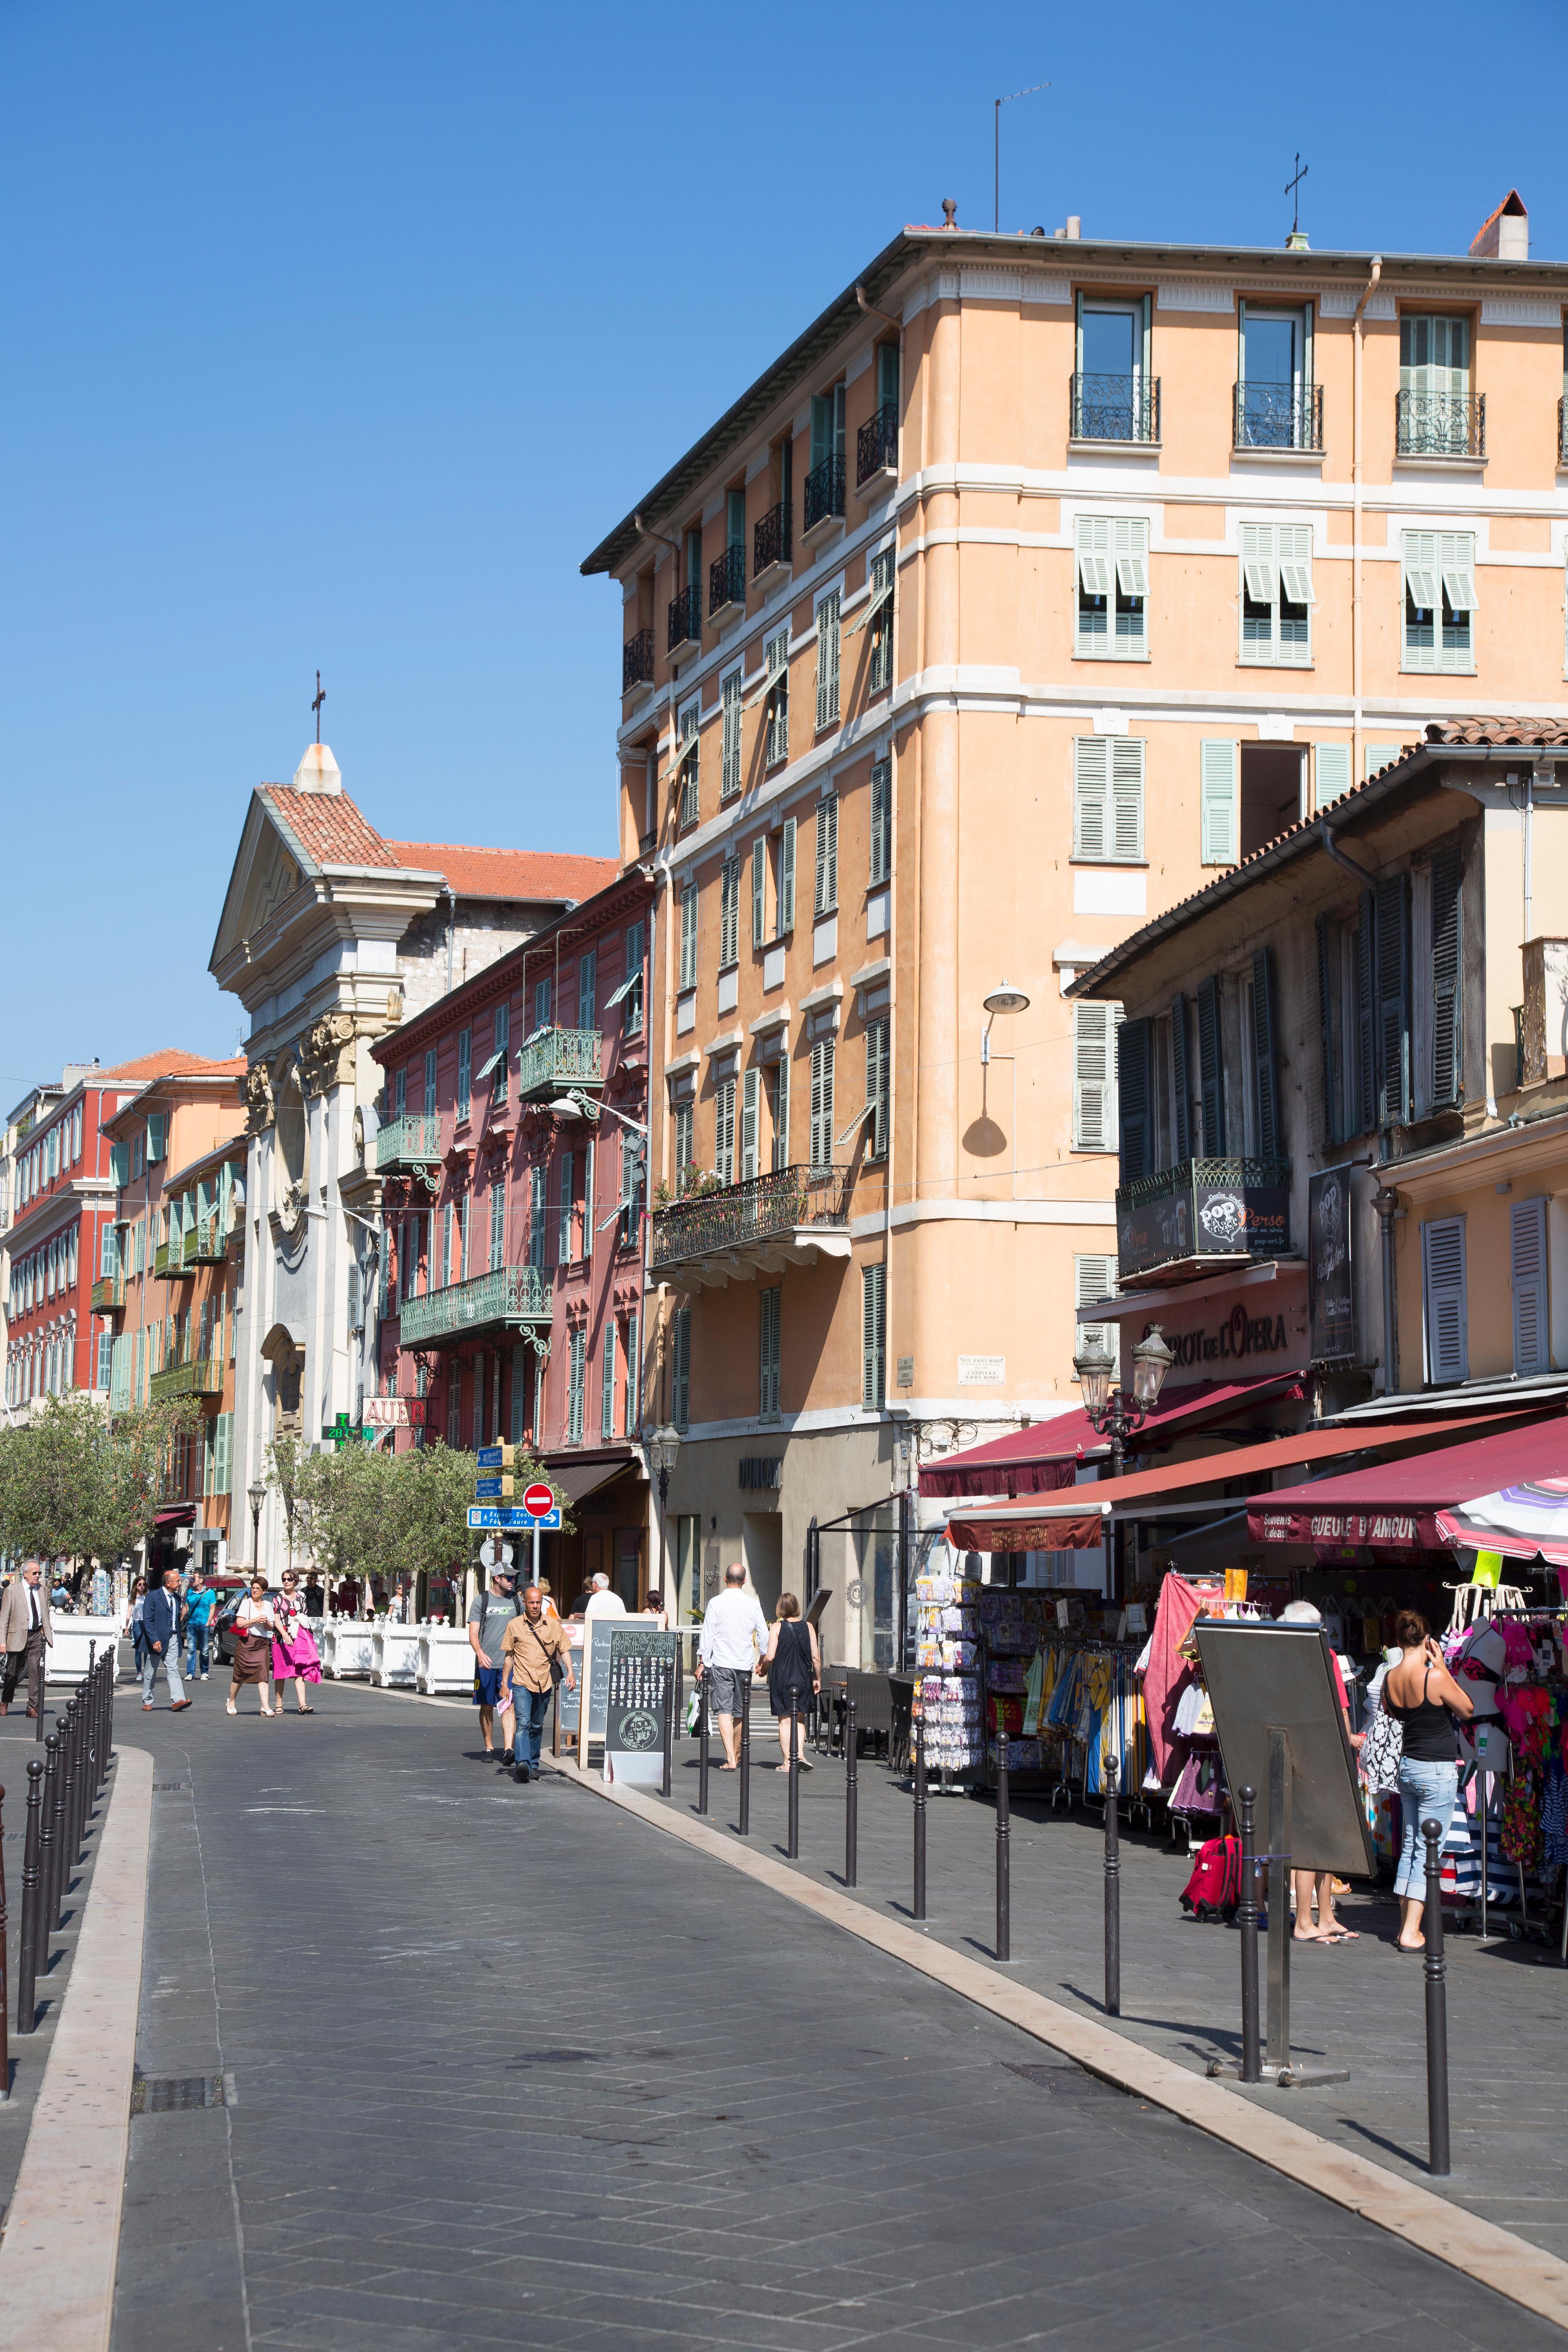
[679,884,697,989]
[1251,947,1282,1160]
[1316,915,1343,1149]
[773,1052,791,1169]
[1375,873,1412,1126]
[815,591,840,731]
[865,1018,889,1159]
[759,1285,782,1419]
[714,1078,736,1184]
[110,1141,129,1188]
[1364,742,1403,781]
[1110,737,1144,860]
[1315,743,1353,808]
[777,816,797,933]
[1169,995,1192,1163]
[1116,1018,1152,1183]
[721,670,742,800]
[752,838,767,947]
[1430,840,1464,1111]
[1196,976,1226,1154]
[1071,1001,1119,1150]
[1073,736,1109,860]
[1402,532,1439,671]
[671,1307,691,1429]
[1422,1216,1468,1383]
[814,794,838,914]
[1200,740,1238,865]
[147,1113,167,1163]
[1511,1198,1549,1377]
[720,859,740,967]
[869,760,891,883]
[860,1263,886,1411]
[1075,1253,1120,1378]
[601,1323,616,1442]
[741,1067,760,1181]
[809,1039,835,1167]
[1075,514,1112,651]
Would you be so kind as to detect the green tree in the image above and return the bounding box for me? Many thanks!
[0,1392,201,1570]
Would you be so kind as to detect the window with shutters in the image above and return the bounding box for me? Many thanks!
[1075,1255,1120,1378]
[1072,736,1144,862]
[575,954,595,1033]
[1195,976,1227,1154]
[1374,871,1412,1127]
[868,550,894,696]
[1199,739,1238,866]
[446,1368,462,1447]
[619,1132,644,1247]
[776,815,797,934]
[741,1067,760,1181]
[865,1018,889,1160]
[1074,514,1148,656]
[677,697,701,827]
[764,630,790,767]
[492,1003,510,1107]
[679,884,698,991]
[457,1029,472,1122]
[535,977,552,1030]
[769,1055,791,1170]
[1239,522,1313,665]
[673,1103,694,1181]
[557,1154,574,1267]
[720,668,743,801]
[1314,742,1353,810]
[567,1329,585,1444]
[809,1038,835,1168]
[815,590,841,731]
[759,1285,782,1420]
[1249,948,1283,1160]
[601,1322,616,1442]
[719,858,740,969]
[869,759,891,884]
[670,1306,691,1430]
[861,1261,886,1410]
[1421,1215,1468,1385]
[489,1176,505,1272]
[423,1047,438,1118]
[622,1308,639,1435]
[1399,314,1476,456]
[581,1138,594,1261]
[1402,530,1475,673]
[1072,1001,1121,1151]
[620,919,645,1037]
[526,1170,543,1272]
[1511,1197,1549,1377]
[813,793,839,913]
[751,838,767,947]
[1117,1019,1151,1182]
[714,1077,737,1185]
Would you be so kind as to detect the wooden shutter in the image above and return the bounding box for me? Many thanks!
[773,1052,791,1169]
[1402,532,1438,672]
[1250,947,1282,1160]
[110,1141,129,1188]
[1200,740,1238,865]
[679,885,697,988]
[1439,531,1478,619]
[865,1018,889,1158]
[1075,1253,1120,1376]
[1430,840,1463,1111]
[577,953,596,1030]
[623,1308,639,1434]
[1075,515,1112,645]
[741,1068,760,1181]
[777,816,796,933]
[1073,737,1109,860]
[814,794,838,913]
[1375,872,1411,1126]
[1110,737,1144,859]
[1422,1216,1468,1384]
[1196,976,1226,1154]
[1511,1197,1549,1377]
[809,1040,835,1167]
[1072,1002,1119,1150]
[601,1323,616,1441]
[870,760,891,883]
[1169,994,1192,1163]
[147,1113,167,1163]
[1116,1018,1152,1183]
[861,1262,886,1410]
[1355,891,1378,1133]
[1315,743,1352,809]
[1315,915,1343,1148]
[671,1307,690,1428]
[760,1286,782,1419]
[752,839,767,946]
[214,1412,232,1497]
[816,591,840,731]
[722,670,742,800]
[720,859,739,967]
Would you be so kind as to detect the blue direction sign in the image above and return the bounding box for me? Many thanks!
[474,1477,515,1500]
[476,1445,516,1471]
[467,1505,561,1531]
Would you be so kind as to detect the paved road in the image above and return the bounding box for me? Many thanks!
[110,1682,1553,2352]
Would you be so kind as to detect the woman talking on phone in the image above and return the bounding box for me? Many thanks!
[1381,1610,1473,1952]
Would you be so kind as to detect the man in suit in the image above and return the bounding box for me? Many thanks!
[0,1563,52,1718]
[141,1566,193,1712]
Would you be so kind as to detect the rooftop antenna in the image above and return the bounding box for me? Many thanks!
[1285,152,1309,247]
[995,80,1051,234]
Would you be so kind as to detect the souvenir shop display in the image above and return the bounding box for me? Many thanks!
[913,1566,984,1785]
[973,1582,1149,1806]
[1437,1606,1565,1945]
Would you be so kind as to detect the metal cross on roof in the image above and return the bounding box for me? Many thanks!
[312,670,326,742]
[1285,153,1308,237]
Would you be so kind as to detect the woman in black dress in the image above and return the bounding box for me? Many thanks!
[759,1592,819,1769]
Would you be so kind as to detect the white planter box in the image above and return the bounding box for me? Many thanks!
[419,1626,475,1695]
[50,1617,122,1684]
[324,1619,375,1679]
[373,1625,423,1687]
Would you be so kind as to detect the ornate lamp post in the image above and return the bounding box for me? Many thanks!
[1072,1326,1174,1601]
[247,1480,265,1578]
[645,1425,682,1607]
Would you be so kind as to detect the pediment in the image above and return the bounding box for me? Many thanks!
[209,791,317,980]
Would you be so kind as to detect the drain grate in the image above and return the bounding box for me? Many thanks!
[131,2071,231,2115]
[153,1782,186,1792]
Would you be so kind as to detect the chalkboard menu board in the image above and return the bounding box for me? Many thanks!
[555,1628,584,1742]
[605,1628,677,1784]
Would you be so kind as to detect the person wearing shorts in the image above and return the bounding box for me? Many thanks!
[468,1565,520,1759]
[697,1564,768,1770]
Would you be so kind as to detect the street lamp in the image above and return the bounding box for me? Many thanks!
[980,980,1030,1068]
[1073,1325,1174,1601]
[247,1479,265,1576]
[645,1424,682,1609]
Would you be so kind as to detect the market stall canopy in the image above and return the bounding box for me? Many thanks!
[545,1451,646,1510]
[1249,1414,1568,1555]
[918,1373,1309,1501]
[946,1413,1539,1552]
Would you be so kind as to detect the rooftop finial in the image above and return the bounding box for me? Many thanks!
[942,197,958,229]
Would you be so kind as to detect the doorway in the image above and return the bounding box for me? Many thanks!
[1240,745,1305,862]
[743,1512,784,1619]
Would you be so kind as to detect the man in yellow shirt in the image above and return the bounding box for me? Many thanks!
[500,1584,576,1783]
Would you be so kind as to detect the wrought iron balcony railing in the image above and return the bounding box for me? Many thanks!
[1115,1157,1292,1284]
[90,1274,125,1312]
[155,1240,194,1280]
[803,453,846,533]
[650,1162,854,1275]
[667,583,702,653]
[857,401,898,487]
[375,1113,442,1175]
[187,1217,228,1264]
[515,1025,604,1104]
[709,543,746,618]
[149,1356,223,1403]
[398,1264,552,1349]
[1234,382,1323,451]
[1070,372,1160,444]
[753,499,791,579]
[622,628,654,692]
[1396,389,1484,460]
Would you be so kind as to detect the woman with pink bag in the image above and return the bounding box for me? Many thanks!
[270,1569,321,1715]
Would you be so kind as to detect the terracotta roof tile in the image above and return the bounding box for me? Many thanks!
[381,842,619,903]
[96,1050,247,1084]
[1422,717,1568,748]
[260,786,400,871]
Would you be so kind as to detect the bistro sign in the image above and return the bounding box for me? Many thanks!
[1154,1305,1291,1370]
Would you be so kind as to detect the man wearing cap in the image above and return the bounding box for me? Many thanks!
[468,1564,521,1760]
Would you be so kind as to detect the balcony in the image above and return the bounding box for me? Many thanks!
[1234,381,1323,453]
[708,542,746,626]
[90,1274,125,1312]
[155,1240,194,1281]
[1396,390,1484,461]
[516,1026,604,1106]
[1116,1158,1292,1287]
[649,1163,854,1288]
[753,500,791,590]
[857,401,898,491]
[399,1265,552,1350]
[375,1113,442,1177]
[1069,372,1160,446]
[802,454,846,540]
[622,628,655,695]
[187,1217,228,1264]
[149,1356,223,1404]
[667,583,702,664]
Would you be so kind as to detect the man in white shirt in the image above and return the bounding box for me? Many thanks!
[583,1571,627,1622]
[697,1564,769,1769]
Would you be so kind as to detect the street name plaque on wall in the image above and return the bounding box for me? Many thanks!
[604,1628,677,1785]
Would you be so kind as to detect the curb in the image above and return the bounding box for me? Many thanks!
[0,1744,152,2352]
[545,1753,1568,2330]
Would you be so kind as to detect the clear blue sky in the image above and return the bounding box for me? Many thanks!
[2,0,1562,1088]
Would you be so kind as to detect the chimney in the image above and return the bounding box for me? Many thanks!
[1065,214,1081,239]
[292,743,343,795]
[1470,189,1528,261]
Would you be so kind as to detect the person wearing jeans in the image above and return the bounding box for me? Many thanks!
[141,1567,193,1712]
[183,1573,216,1680]
[499,1585,574,1782]
[1383,1609,1472,1950]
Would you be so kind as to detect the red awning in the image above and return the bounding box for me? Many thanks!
[918,1372,1309,1500]
[1249,1413,1568,1555]
[946,1412,1539,1552]
[154,1505,196,1528]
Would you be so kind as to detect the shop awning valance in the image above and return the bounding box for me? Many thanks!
[918,1372,1308,1501]
[1248,1414,1568,1555]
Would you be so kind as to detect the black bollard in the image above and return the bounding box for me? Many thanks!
[913,1711,927,1923]
[787,1697,800,1860]
[1103,1751,1121,2018]
[1237,1784,1262,2085]
[996,1734,1011,1962]
[0,1786,9,2099]
[697,1677,710,1817]
[40,1734,60,1942]
[739,1673,751,1838]
[844,1694,858,1889]
[16,1759,42,2035]
[62,1702,80,1877]
[661,1660,674,1800]
[1423,1819,1451,2176]
[74,1682,90,1853]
